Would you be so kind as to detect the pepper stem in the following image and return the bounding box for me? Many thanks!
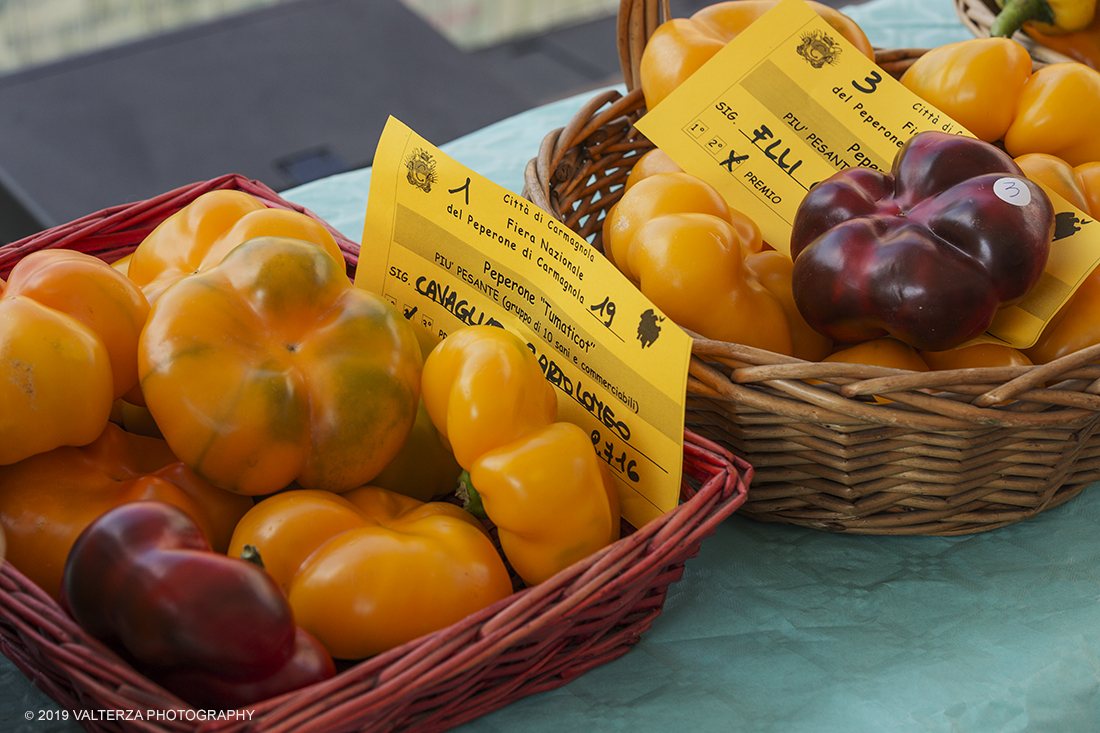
[990,0,1056,37]
[456,470,488,520]
[240,544,265,569]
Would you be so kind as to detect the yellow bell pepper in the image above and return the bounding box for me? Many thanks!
[1004,62,1100,165]
[1014,152,1094,211]
[227,486,513,660]
[604,171,762,275]
[991,0,1096,38]
[1019,9,1100,68]
[127,189,346,304]
[639,0,874,110]
[623,148,683,193]
[899,37,1033,143]
[0,422,252,599]
[920,343,1033,370]
[466,421,621,586]
[900,39,1100,165]
[420,325,558,471]
[421,325,620,586]
[624,212,793,356]
[1,250,149,465]
[1018,153,1100,362]
[745,249,833,361]
[138,236,423,496]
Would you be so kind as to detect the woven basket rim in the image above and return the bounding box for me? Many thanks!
[0,173,753,729]
[521,1,1100,535]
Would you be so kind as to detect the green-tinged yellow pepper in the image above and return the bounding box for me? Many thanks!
[639,0,874,110]
[422,325,620,585]
[138,236,422,496]
[0,422,253,599]
[1,250,149,465]
[899,37,1033,143]
[127,189,345,305]
[227,486,513,660]
[991,0,1096,38]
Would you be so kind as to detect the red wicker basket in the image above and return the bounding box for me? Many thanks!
[0,173,752,732]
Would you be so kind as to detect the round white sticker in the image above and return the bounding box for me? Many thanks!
[993,177,1032,207]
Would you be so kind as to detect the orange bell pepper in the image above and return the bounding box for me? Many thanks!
[0,422,252,599]
[138,236,423,496]
[639,0,874,110]
[421,325,620,586]
[227,486,513,660]
[0,249,149,465]
[126,189,345,304]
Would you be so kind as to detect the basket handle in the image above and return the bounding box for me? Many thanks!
[617,0,671,92]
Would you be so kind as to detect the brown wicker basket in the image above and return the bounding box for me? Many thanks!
[0,172,752,731]
[953,0,1077,64]
[523,0,1100,536]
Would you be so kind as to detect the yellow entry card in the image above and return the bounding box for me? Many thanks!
[635,0,1100,350]
[357,117,693,528]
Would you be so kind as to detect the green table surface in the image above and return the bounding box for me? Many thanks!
[12,2,1095,732]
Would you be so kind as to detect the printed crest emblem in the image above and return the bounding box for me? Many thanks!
[405,148,436,192]
[796,29,841,68]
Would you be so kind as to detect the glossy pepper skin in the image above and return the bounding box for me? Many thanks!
[62,501,335,708]
[1003,62,1100,166]
[790,131,1054,352]
[126,189,346,304]
[422,325,620,586]
[624,212,794,356]
[467,422,621,586]
[0,250,149,465]
[138,236,423,496]
[991,0,1096,38]
[0,422,253,600]
[899,37,1034,143]
[420,325,558,471]
[639,0,874,110]
[227,486,514,660]
[899,40,1100,164]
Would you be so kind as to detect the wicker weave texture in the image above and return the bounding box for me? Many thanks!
[523,0,1100,535]
[0,173,753,730]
